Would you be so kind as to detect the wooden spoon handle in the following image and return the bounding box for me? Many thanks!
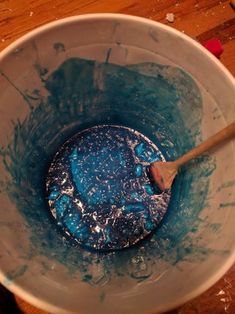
[176,121,235,166]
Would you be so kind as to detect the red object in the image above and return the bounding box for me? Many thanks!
[202,38,224,58]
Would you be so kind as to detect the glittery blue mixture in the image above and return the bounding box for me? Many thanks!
[0,54,218,283]
[46,125,170,250]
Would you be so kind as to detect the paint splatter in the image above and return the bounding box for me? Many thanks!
[5,265,28,282]
[53,42,65,53]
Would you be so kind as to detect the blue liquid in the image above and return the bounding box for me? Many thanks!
[46,125,170,251]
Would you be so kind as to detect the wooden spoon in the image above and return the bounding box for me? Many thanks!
[150,121,235,191]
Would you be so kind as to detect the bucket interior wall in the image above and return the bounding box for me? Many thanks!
[0,15,235,314]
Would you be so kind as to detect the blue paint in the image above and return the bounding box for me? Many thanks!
[148,29,159,43]
[105,48,112,63]
[209,223,221,233]
[123,203,146,213]
[131,191,142,201]
[54,194,75,219]
[134,142,161,163]
[5,265,28,281]
[217,180,235,192]
[32,41,48,80]
[99,291,106,302]
[0,71,33,109]
[143,184,155,196]
[48,190,60,200]
[47,125,170,250]
[0,56,218,284]
[135,164,143,177]
[53,42,66,53]
[219,202,235,208]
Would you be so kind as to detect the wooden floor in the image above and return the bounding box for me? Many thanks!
[0,0,234,76]
[0,0,235,313]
